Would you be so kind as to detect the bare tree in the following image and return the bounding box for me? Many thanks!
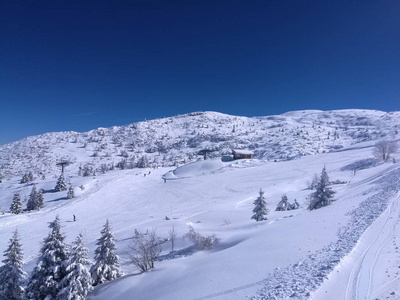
[129,229,162,272]
[373,140,398,161]
[168,225,178,252]
[184,225,216,250]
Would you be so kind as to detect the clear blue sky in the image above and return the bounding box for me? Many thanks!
[1,1,399,145]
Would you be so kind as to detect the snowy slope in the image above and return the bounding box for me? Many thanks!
[1,109,399,179]
[1,138,400,299]
[1,109,400,300]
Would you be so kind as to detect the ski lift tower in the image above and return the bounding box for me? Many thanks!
[56,159,70,174]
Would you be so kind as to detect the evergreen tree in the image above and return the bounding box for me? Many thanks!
[82,165,93,177]
[37,189,44,209]
[26,186,38,211]
[20,173,30,184]
[10,193,23,214]
[90,220,122,286]
[137,155,148,168]
[276,194,289,211]
[55,174,68,192]
[252,189,269,221]
[310,174,319,190]
[308,166,335,210]
[57,233,93,300]
[25,215,69,300]
[67,185,75,199]
[0,229,26,300]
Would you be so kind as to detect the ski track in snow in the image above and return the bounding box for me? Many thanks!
[345,192,400,300]
[250,167,400,300]
[184,166,400,300]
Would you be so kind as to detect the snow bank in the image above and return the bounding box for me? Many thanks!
[253,167,400,299]
[163,159,225,179]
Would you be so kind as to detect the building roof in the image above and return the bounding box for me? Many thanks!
[232,149,254,155]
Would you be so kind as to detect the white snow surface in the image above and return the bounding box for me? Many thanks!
[163,159,226,179]
[0,110,400,300]
[1,109,400,179]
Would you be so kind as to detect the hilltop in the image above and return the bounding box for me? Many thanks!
[1,109,399,179]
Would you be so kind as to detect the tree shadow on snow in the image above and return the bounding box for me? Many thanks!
[210,238,245,253]
[90,273,140,297]
[158,245,197,261]
[47,197,68,202]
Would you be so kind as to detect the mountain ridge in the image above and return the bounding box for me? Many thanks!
[1,109,399,178]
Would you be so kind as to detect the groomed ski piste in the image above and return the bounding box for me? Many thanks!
[0,141,399,299]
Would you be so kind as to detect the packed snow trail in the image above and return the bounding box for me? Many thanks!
[346,192,399,300]
[311,170,400,300]
[254,167,400,300]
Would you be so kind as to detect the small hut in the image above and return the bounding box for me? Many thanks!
[232,149,254,160]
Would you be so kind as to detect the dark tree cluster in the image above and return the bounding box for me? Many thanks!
[20,171,34,184]
[0,217,123,300]
[26,186,44,211]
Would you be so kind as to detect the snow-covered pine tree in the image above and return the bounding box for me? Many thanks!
[252,189,269,221]
[26,186,38,211]
[137,155,148,168]
[55,174,68,192]
[0,229,26,300]
[90,219,122,286]
[25,215,69,300]
[82,165,93,177]
[67,185,75,199]
[308,166,335,210]
[10,193,23,214]
[37,189,44,209]
[276,194,289,211]
[57,233,93,300]
[20,173,30,184]
[310,174,319,190]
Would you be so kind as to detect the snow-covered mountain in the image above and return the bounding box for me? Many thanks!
[1,109,399,179]
[1,109,400,299]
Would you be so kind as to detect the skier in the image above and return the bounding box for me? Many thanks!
[73,214,76,222]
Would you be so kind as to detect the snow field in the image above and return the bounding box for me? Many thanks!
[0,142,399,299]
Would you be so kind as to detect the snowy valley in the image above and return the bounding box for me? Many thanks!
[0,109,400,300]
